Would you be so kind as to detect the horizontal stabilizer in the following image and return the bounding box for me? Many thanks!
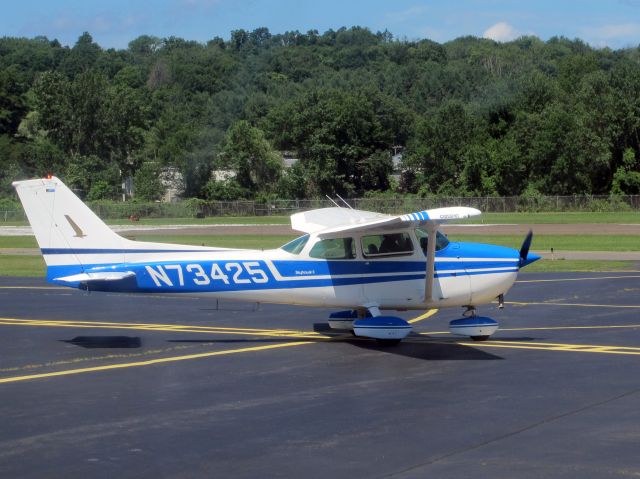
[54,271,136,283]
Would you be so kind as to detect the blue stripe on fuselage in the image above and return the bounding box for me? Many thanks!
[272,260,424,276]
[46,262,425,293]
[272,259,517,278]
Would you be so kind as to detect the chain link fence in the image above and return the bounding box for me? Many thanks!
[2,195,640,221]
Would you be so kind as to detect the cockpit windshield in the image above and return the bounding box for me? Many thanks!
[415,228,450,255]
[280,235,309,255]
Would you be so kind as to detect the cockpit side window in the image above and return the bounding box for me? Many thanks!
[309,237,356,260]
[415,228,450,255]
[361,232,414,258]
[280,235,309,255]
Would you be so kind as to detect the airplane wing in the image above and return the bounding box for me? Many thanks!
[291,206,481,306]
[291,206,481,235]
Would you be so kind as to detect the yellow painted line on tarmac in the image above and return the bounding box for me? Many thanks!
[507,301,640,309]
[500,324,640,332]
[0,341,314,384]
[516,275,640,283]
[458,339,640,356]
[420,323,640,336]
[0,317,318,334]
[0,317,324,339]
[408,309,438,324]
[0,344,205,374]
[0,317,310,334]
[0,310,441,337]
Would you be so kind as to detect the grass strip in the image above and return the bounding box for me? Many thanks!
[456,211,640,224]
[0,256,45,277]
[522,259,638,273]
[3,211,640,228]
[1,233,638,252]
[446,234,640,252]
[126,234,296,250]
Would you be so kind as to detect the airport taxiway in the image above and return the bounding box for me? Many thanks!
[1,273,640,478]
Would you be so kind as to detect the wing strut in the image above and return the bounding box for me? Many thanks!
[424,224,437,304]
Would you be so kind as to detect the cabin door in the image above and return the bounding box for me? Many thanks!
[360,232,423,307]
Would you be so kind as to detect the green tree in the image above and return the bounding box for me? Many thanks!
[0,66,27,135]
[222,120,282,193]
[405,101,480,194]
[203,178,248,200]
[59,32,102,78]
[5,28,640,201]
[611,148,640,194]
[134,163,164,201]
[268,88,410,196]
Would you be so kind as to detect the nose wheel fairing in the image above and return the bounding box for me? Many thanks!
[449,316,499,341]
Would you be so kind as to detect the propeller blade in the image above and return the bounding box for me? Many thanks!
[519,230,533,266]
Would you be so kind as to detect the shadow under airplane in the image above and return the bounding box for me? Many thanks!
[62,336,142,348]
[168,325,504,361]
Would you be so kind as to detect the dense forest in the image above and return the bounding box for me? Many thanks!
[1,27,640,202]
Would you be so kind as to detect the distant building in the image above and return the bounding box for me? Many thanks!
[211,169,237,181]
[160,167,184,203]
[392,152,403,170]
[391,147,404,182]
[121,175,134,201]
[210,152,297,185]
[281,151,299,168]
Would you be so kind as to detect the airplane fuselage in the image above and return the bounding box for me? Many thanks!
[46,230,521,311]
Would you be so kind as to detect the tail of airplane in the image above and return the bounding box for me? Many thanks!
[12,176,130,272]
[13,176,231,288]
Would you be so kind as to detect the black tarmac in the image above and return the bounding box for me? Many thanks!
[1,272,640,478]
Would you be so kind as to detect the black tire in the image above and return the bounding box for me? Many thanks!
[470,335,490,341]
[376,339,402,347]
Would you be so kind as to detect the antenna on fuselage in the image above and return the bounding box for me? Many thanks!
[325,195,341,208]
[335,194,353,209]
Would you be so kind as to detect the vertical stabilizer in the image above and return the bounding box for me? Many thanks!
[12,177,127,268]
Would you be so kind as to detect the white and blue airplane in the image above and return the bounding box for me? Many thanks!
[13,176,539,345]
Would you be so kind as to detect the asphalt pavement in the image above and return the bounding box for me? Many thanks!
[1,273,640,478]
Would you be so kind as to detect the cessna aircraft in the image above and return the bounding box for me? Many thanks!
[13,176,540,345]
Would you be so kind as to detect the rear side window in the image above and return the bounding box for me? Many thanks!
[362,233,414,258]
[309,237,355,259]
[281,235,309,255]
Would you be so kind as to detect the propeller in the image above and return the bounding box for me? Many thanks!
[519,230,533,267]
